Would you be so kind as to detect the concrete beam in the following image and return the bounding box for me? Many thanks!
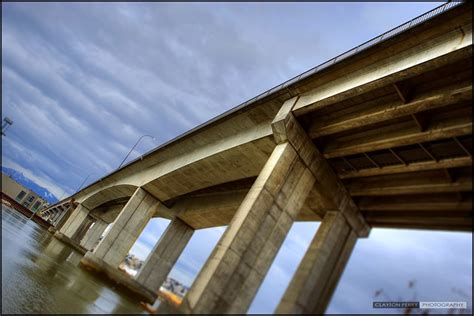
[309,84,472,138]
[293,22,472,115]
[324,120,472,158]
[275,212,357,314]
[136,218,194,293]
[366,214,472,232]
[338,156,472,179]
[358,195,472,212]
[350,178,472,196]
[173,189,249,229]
[177,141,315,314]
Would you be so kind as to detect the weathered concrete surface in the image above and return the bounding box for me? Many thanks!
[271,97,369,237]
[91,187,160,268]
[53,231,88,255]
[71,216,95,243]
[81,184,138,211]
[136,218,194,293]
[80,219,108,251]
[59,204,90,239]
[177,142,316,314]
[275,212,357,314]
[80,251,157,304]
[293,10,472,114]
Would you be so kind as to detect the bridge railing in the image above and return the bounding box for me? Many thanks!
[75,1,464,196]
[266,1,462,97]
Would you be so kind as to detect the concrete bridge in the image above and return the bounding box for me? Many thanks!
[39,2,472,314]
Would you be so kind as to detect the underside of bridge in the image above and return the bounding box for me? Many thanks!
[295,49,472,232]
[150,2,473,232]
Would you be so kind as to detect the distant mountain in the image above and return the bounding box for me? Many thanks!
[1,166,59,204]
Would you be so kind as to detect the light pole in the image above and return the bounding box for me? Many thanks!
[57,172,95,201]
[118,134,155,169]
[75,172,96,192]
[2,117,13,136]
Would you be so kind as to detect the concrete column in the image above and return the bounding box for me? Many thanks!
[55,205,74,230]
[49,210,57,224]
[71,216,95,243]
[91,187,160,268]
[80,219,108,251]
[59,204,90,239]
[53,206,66,224]
[136,217,194,293]
[51,209,62,225]
[178,142,316,314]
[275,211,357,314]
[48,210,56,223]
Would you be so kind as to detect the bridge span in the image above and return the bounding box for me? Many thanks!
[40,2,472,314]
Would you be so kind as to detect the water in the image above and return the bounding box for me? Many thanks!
[1,205,148,314]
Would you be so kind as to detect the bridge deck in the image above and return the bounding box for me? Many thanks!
[45,2,472,233]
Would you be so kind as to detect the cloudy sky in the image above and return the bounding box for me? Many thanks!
[2,1,471,314]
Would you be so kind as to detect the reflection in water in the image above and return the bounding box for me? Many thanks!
[2,205,147,314]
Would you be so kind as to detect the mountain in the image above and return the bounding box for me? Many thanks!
[1,166,59,204]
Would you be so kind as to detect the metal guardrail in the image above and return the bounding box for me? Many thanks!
[74,1,465,198]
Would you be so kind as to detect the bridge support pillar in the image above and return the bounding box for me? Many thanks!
[136,217,194,293]
[55,200,76,231]
[79,187,161,303]
[87,187,159,268]
[275,211,357,314]
[80,218,108,251]
[177,141,316,314]
[50,210,61,225]
[58,204,90,239]
[71,216,95,243]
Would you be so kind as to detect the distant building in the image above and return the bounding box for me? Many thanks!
[161,277,189,298]
[1,172,49,213]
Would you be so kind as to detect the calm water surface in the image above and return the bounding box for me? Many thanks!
[2,205,148,314]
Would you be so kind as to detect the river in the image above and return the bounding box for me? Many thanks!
[1,205,148,314]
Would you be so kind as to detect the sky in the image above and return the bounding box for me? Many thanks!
[2,1,471,314]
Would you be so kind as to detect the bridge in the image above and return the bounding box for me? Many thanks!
[39,2,472,314]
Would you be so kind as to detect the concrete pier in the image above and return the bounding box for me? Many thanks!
[89,187,160,268]
[59,204,90,239]
[78,187,161,303]
[275,211,358,314]
[80,219,108,251]
[136,218,194,293]
[178,142,316,314]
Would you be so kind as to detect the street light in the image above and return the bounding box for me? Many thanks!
[2,117,13,136]
[57,172,96,201]
[118,135,155,169]
[75,172,96,192]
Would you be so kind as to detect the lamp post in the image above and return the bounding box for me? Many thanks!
[2,117,13,136]
[57,172,95,201]
[117,134,155,169]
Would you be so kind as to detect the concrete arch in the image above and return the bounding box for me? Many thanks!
[79,184,138,211]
